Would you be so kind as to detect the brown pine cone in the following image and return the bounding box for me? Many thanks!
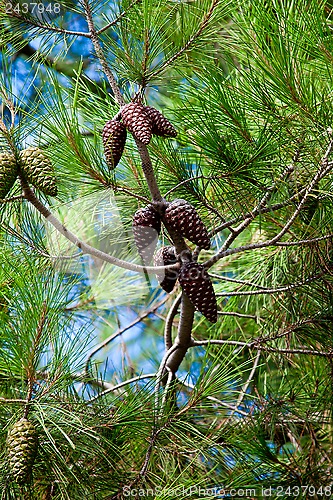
[102,120,127,169]
[133,205,161,264]
[121,102,152,144]
[179,262,217,323]
[153,246,179,293]
[144,106,177,138]
[164,199,210,250]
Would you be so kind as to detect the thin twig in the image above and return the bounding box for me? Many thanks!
[85,296,169,375]
[228,350,261,421]
[211,162,298,258]
[206,150,333,268]
[24,301,48,419]
[6,10,91,37]
[150,0,221,80]
[256,345,333,358]
[275,233,333,247]
[0,195,24,203]
[22,182,179,274]
[191,338,333,358]
[83,0,125,105]
[215,271,325,297]
[217,311,258,320]
[96,0,142,35]
[88,373,156,402]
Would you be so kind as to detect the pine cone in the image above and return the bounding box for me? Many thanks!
[164,199,210,249]
[144,106,177,138]
[20,147,57,196]
[121,102,152,144]
[102,120,127,169]
[7,418,38,485]
[133,205,161,264]
[154,246,179,293]
[179,262,217,323]
[0,152,17,199]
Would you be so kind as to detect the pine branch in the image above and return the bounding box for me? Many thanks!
[191,339,333,358]
[23,300,48,418]
[84,295,169,376]
[96,0,142,35]
[21,183,179,273]
[217,311,258,320]
[164,292,182,351]
[88,373,156,402]
[149,0,221,80]
[83,0,125,105]
[206,149,333,268]
[5,10,91,37]
[164,293,195,376]
[215,271,326,297]
[227,350,261,421]
[210,161,297,257]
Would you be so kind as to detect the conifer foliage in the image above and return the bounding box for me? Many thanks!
[1,0,333,497]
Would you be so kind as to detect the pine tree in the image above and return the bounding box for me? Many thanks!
[1,0,333,498]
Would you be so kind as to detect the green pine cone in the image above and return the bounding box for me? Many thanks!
[7,418,38,485]
[0,151,18,199]
[20,147,58,196]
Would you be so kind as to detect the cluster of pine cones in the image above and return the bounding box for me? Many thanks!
[0,146,57,199]
[132,201,218,324]
[102,99,217,323]
[6,418,38,484]
[102,100,177,169]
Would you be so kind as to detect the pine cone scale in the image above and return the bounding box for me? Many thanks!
[7,418,38,485]
[179,262,217,323]
[121,102,152,145]
[154,246,179,293]
[144,106,177,138]
[102,120,127,169]
[133,205,161,264]
[164,199,210,249]
[20,147,57,196]
[0,152,17,199]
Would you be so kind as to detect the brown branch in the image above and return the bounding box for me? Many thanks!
[21,182,179,274]
[217,311,258,320]
[0,194,24,203]
[164,293,195,376]
[83,0,125,105]
[275,233,333,247]
[206,145,333,268]
[134,139,164,202]
[164,292,182,350]
[215,271,326,297]
[191,339,333,358]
